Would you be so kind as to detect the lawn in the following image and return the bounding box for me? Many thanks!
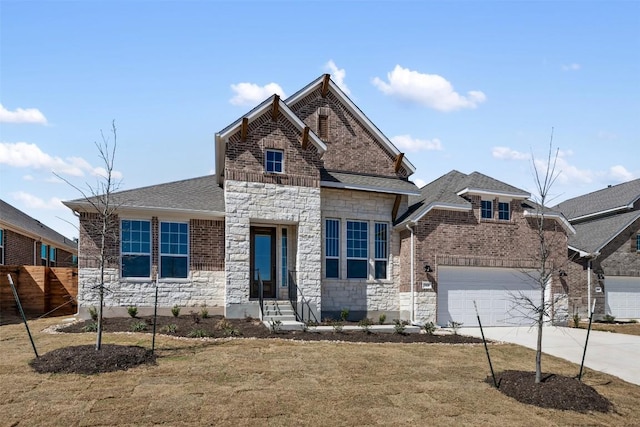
[578,321,640,336]
[2,317,640,426]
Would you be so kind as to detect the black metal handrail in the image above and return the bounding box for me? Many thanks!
[288,270,319,324]
[257,270,264,320]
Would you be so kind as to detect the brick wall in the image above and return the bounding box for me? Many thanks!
[599,218,640,277]
[190,219,225,271]
[78,212,120,269]
[291,89,409,178]
[4,229,35,265]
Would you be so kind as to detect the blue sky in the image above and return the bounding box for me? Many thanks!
[1,0,639,240]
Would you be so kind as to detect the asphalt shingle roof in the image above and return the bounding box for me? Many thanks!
[320,170,419,195]
[65,175,225,214]
[0,199,77,252]
[555,178,640,221]
[569,210,640,253]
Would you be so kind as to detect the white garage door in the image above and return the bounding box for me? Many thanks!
[605,276,640,319]
[437,266,541,327]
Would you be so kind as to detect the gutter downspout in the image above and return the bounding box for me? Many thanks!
[586,252,600,317]
[406,223,415,324]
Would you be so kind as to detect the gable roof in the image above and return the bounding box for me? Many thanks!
[555,178,640,222]
[286,74,417,175]
[64,175,225,217]
[396,170,530,226]
[0,199,77,252]
[215,94,327,185]
[568,210,640,254]
[321,169,419,196]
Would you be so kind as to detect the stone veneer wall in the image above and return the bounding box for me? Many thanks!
[320,188,404,319]
[224,180,322,319]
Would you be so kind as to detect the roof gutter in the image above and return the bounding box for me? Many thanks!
[523,210,575,235]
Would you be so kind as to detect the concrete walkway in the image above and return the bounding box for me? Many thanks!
[462,326,640,386]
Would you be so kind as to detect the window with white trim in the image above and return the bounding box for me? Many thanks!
[374,223,388,279]
[481,200,493,219]
[49,246,56,267]
[347,221,368,279]
[265,149,284,173]
[498,202,510,220]
[121,219,151,278]
[41,244,48,266]
[0,228,4,265]
[325,219,340,278]
[637,234,640,252]
[160,222,189,279]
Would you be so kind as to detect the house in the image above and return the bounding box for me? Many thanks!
[0,199,77,267]
[555,179,640,320]
[64,74,572,326]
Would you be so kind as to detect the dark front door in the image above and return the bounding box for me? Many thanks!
[250,227,277,299]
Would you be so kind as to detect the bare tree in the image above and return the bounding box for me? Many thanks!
[58,120,121,350]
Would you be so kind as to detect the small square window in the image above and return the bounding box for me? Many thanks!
[481,200,493,219]
[498,202,510,220]
[265,149,283,173]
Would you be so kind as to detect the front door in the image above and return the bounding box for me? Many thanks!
[250,227,277,299]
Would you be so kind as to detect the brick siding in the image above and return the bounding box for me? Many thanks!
[4,229,36,265]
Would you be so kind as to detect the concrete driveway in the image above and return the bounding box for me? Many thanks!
[462,326,640,386]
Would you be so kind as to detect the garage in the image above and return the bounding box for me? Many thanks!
[605,276,640,319]
[437,266,541,327]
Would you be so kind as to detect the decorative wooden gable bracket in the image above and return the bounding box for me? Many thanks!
[301,126,310,150]
[272,95,280,121]
[392,195,402,222]
[240,117,248,142]
[321,74,330,98]
[394,153,405,173]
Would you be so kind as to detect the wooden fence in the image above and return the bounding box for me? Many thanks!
[0,266,78,317]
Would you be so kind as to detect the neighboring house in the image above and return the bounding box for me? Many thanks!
[64,74,572,326]
[0,199,78,267]
[555,179,640,320]
[395,170,573,326]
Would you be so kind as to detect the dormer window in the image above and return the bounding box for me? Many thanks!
[498,202,510,220]
[481,200,493,219]
[265,149,283,173]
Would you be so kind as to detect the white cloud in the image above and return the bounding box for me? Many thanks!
[391,135,443,152]
[597,130,618,141]
[229,82,286,106]
[561,63,581,71]
[534,150,594,185]
[0,141,123,179]
[23,174,34,181]
[372,65,486,112]
[0,104,48,124]
[324,60,350,95]
[609,165,635,182]
[492,146,529,160]
[11,191,64,210]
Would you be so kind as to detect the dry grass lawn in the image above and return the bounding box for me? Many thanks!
[2,317,640,426]
[580,322,640,336]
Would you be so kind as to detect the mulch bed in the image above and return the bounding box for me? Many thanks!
[487,370,613,413]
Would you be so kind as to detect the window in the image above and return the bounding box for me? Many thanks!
[374,223,388,279]
[49,246,56,267]
[637,234,640,252]
[498,202,510,220]
[481,200,493,219]
[41,244,48,266]
[160,222,188,278]
[347,221,368,278]
[318,114,329,139]
[121,220,151,278]
[0,228,4,265]
[265,149,283,173]
[325,219,340,278]
[72,254,78,266]
[281,228,288,287]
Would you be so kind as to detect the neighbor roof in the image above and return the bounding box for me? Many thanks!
[568,210,640,254]
[64,175,225,216]
[555,178,640,222]
[320,170,420,196]
[0,199,77,252]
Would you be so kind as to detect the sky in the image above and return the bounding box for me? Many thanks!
[1,0,639,240]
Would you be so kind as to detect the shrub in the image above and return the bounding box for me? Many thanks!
[200,307,209,319]
[171,305,181,317]
[378,313,386,325]
[358,318,373,334]
[130,320,147,332]
[188,328,208,338]
[82,322,98,332]
[603,314,616,323]
[223,325,241,337]
[340,308,350,322]
[572,313,581,328]
[269,319,282,333]
[393,319,408,335]
[448,320,463,335]
[161,324,178,334]
[332,320,344,333]
[88,306,98,322]
[630,319,638,324]
[127,305,138,318]
[423,321,436,335]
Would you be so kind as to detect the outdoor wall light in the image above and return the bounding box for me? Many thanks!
[597,272,605,280]
[558,269,568,277]
[424,264,433,273]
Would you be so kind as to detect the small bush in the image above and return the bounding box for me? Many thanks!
[161,324,178,334]
[88,306,98,322]
[448,320,463,335]
[340,308,350,322]
[82,322,98,332]
[358,318,373,334]
[603,314,616,323]
[393,319,408,335]
[332,320,344,333]
[630,319,638,324]
[171,305,181,317]
[305,320,319,327]
[269,319,282,333]
[188,328,208,338]
[378,313,386,325]
[130,320,147,332]
[200,307,209,319]
[423,321,436,335]
[127,305,138,318]
[572,313,581,328]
